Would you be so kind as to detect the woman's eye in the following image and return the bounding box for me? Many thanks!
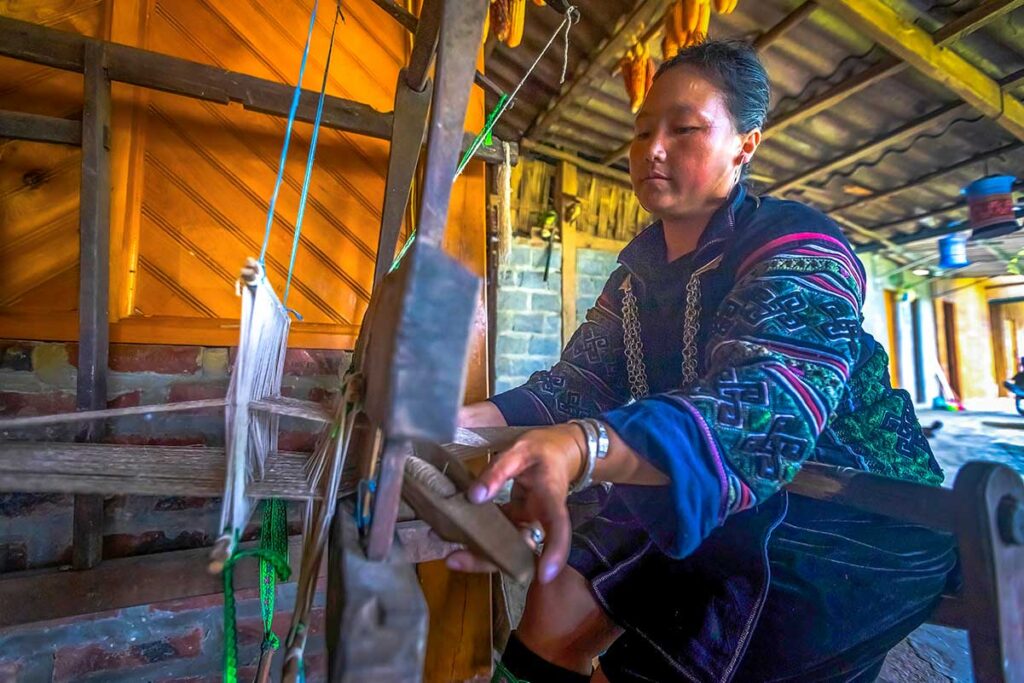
[635,130,651,140]
[673,126,699,135]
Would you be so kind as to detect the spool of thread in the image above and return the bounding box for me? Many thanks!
[938,232,970,270]
[963,174,1019,240]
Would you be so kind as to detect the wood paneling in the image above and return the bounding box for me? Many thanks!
[0,0,488,351]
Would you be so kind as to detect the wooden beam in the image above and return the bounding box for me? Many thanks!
[0,537,303,628]
[928,0,1024,46]
[768,101,970,195]
[522,139,633,187]
[527,0,672,141]
[753,1,819,51]
[770,64,1024,198]
[766,59,904,137]
[557,161,579,348]
[0,110,81,145]
[0,16,514,165]
[828,141,1022,215]
[819,0,1024,141]
[72,42,112,572]
[766,0,1021,136]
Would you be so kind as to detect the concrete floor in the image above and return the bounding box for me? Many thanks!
[878,398,1024,683]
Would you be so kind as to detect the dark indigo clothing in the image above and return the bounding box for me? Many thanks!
[491,185,955,682]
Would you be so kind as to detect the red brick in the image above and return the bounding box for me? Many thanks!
[107,390,142,409]
[237,606,323,649]
[307,387,338,405]
[167,381,227,402]
[107,345,201,374]
[53,628,202,682]
[0,391,75,417]
[283,349,345,377]
[277,430,318,452]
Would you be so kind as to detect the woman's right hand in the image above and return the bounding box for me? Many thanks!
[457,400,508,428]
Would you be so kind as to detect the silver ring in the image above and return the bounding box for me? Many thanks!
[528,525,545,546]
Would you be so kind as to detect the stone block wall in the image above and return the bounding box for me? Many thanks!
[576,249,619,329]
[0,341,344,681]
[493,241,620,395]
[494,243,564,394]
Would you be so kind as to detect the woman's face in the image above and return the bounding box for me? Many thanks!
[629,65,758,220]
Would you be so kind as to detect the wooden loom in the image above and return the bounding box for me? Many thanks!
[0,1,549,680]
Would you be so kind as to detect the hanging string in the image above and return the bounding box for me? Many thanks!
[221,534,291,682]
[259,0,320,265]
[455,5,580,178]
[283,1,343,306]
[390,5,580,274]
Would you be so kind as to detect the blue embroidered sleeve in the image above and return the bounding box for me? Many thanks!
[490,268,633,426]
[603,232,866,558]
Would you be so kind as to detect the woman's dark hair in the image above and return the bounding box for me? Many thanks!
[655,39,770,135]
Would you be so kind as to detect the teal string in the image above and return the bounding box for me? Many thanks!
[258,0,320,265]
[222,541,291,683]
[283,2,343,305]
[389,93,509,274]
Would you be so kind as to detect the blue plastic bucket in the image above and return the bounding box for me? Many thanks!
[938,232,969,269]
[963,174,1019,239]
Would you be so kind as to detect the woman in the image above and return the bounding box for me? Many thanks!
[456,41,955,682]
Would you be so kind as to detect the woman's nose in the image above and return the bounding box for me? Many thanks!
[643,134,667,162]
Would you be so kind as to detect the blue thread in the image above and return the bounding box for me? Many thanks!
[355,478,377,530]
[283,2,342,306]
[259,0,320,265]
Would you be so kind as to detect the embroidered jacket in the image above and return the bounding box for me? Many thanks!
[491,184,943,559]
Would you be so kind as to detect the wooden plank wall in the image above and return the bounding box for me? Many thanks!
[0,0,489,352]
[508,157,649,242]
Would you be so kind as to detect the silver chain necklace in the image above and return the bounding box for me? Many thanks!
[620,254,723,400]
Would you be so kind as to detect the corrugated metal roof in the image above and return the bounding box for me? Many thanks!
[484,0,1024,277]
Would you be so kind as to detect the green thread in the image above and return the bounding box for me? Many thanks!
[222,514,291,683]
[259,499,290,650]
[390,93,510,274]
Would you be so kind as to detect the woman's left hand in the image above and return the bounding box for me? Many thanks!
[445,424,586,584]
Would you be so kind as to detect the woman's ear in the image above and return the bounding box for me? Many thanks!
[738,128,762,165]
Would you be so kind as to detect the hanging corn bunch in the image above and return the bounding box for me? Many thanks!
[489,0,529,48]
[661,0,722,60]
[713,0,739,15]
[620,42,655,113]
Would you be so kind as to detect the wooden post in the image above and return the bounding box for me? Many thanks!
[73,42,111,571]
[557,160,579,347]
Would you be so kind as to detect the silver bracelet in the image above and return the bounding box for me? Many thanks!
[569,418,610,493]
[568,418,597,494]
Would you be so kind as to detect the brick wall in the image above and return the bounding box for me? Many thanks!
[493,241,620,395]
[0,580,327,682]
[0,341,345,681]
